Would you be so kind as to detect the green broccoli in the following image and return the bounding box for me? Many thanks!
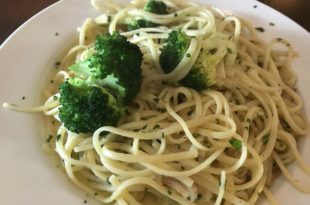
[127,19,158,31]
[59,33,143,134]
[144,0,169,14]
[159,30,191,73]
[160,30,220,91]
[127,0,168,31]
[69,33,143,105]
[59,79,124,134]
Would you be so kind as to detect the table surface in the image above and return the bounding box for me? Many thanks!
[0,0,309,44]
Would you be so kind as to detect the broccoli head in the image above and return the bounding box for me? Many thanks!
[69,33,143,105]
[159,30,191,73]
[160,30,221,91]
[179,52,218,90]
[59,79,124,134]
[127,19,157,31]
[127,0,168,31]
[144,0,169,14]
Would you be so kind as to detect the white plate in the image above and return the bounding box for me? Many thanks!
[0,0,309,204]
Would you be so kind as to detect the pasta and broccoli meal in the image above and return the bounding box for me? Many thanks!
[3,0,310,204]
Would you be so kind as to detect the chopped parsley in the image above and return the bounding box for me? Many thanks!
[227,48,233,54]
[56,134,61,141]
[54,61,61,67]
[186,53,191,57]
[46,134,53,143]
[229,139,242,150]
[153,97,159,103]
[209,48,218,55]
[174,13,178,17]
[255,27,265,32]
[106,177,111,185]
[161,132,165,138]
[153,124,160,129]
[269,22,275,26]
[262,134,270,145]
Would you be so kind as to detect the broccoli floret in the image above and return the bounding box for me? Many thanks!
[127,19,157,31]
[59,79,124,134]
[70,33,143,105]
[179,54,218,90]
[144,0,169,14]
[160,30,219,91]
[127,0,168,31]
[159,30,191,73]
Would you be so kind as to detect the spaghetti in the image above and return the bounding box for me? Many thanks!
[3,0,310,204]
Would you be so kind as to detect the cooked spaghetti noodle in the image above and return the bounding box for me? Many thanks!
[3,0,310,204]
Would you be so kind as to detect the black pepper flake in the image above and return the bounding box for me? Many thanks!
[22,96,26,100]
[197,193,202,200]
[56,134,61,141]
[55,32,59,36]
[94,192,98,196]
[174,13,178,17]
[276,37,282,41]
[255,27,265,32]
[253,5,257,8]
[83,200,87,203]
[53,96,58,101]
[167,190,172,195]
[50,80,54,84]
[186,53,191,57]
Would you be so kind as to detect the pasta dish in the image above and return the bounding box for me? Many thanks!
[3,0,310,204]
